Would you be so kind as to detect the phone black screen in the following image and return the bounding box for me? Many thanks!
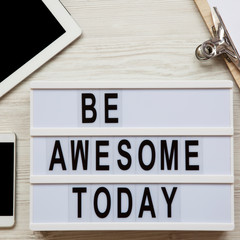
[1,0,66,82]
[0,143,14,216]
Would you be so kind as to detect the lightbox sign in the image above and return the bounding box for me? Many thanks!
[30,81,234,231]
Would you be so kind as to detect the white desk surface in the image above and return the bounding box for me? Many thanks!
[1,0,240,239]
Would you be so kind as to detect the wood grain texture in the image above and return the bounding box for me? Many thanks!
[0,0,240,239]
[194,0,240,88]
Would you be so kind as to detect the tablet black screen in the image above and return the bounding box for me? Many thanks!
[1,1,66,82]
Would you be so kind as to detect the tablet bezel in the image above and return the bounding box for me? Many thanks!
[0,0,81,98]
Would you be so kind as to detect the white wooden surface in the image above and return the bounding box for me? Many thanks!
[1,0,240,239]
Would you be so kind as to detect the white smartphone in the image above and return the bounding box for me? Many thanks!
[0,133,16,227]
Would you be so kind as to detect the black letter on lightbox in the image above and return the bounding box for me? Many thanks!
[138,187,156,218]
[161,187,177,218]
[94,187,111,218]
[117,187,132,218]
[105,93,119,123]
[96,141,110,171]
[117,139,132,171]
[185,140,199,171]
[161,140,178,170]
[49,140,67,171]
[71,140,89,170]
[138,140,156,171]
[72,187,87,218]
[82,93,97,123]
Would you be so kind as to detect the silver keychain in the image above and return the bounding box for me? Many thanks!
[195,7,240,70]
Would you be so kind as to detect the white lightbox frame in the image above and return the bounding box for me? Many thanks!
[30,81,234,231]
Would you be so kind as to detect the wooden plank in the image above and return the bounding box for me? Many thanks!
[0,0,239,239]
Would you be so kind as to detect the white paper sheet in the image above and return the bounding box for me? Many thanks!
[208,0,240,55]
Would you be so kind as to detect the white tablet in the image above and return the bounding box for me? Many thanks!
[1,0,81,98]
